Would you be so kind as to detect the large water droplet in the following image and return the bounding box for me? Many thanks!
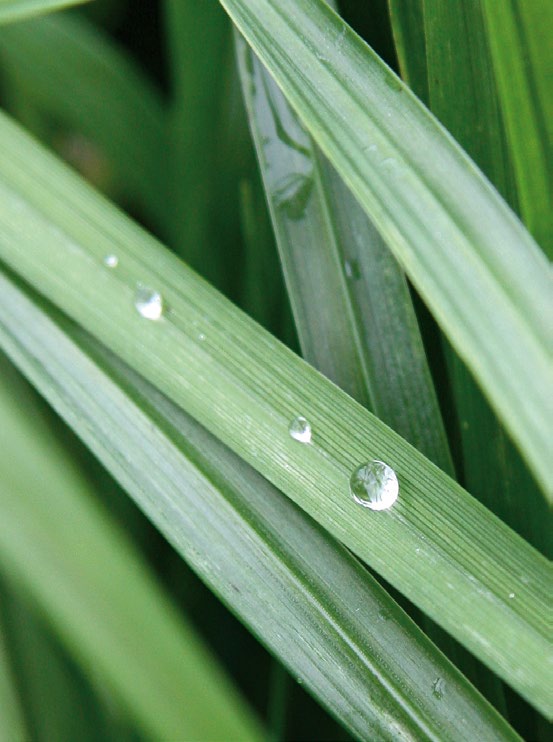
[350,460,398,510]
[103,254,118,268]
[432,677,445,700]
[134,284,163,320]
[289,416,312,443]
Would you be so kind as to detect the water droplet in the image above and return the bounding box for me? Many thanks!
[364,143,378,155]
[508,592,515,599]
[288,416,312,444]
[432,677,445,699]
[134,284,163,320]
[344,259,361,280]
[273,173,314,220]
[350,460,398,511]
[103,254,118,268]
[198,333,206,342]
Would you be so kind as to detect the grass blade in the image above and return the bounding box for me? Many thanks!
[0,270,520,742]
[0,353,262,742]
[236,26,511,711]
[0,606,27,742]
[218,0,553,499]
[0,13,168,229]
[0,111,550,716]
[481,0,553,258]
[418,0,552,560]
[0,0,88,24]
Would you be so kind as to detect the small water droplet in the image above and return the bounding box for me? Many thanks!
[288,416,312,444]
[432,677,445,699]
[134,284,163,321]
[508,592,515,599]
[364,143,378,155]
[273,173,314,220]
[103,254,118,268]
[350,460,398,511]
[198,333,206,342]
[344,259,361,280]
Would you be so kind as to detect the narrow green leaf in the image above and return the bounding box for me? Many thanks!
[0,0,88,24]
[0,605,27,742]
[417,0,551,558]
[0,111,550,716]
[481,0,553,258]
[163,0,230,282]
[0,583,119,742]
[387,0,428,102]
[0,353,262,742]
[218,0,553,499]
[0,13,169,229]
[0,270,520,742]
[236,25,508,711]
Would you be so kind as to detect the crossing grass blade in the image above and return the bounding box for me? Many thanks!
[0,607,28,742]
[0,353,262,742]
[480,0,553,259]
[218,0,553,500]
[0,269,521,742]
[415,0,552,562]
[0,0,88,24]
[0,13,168,230]
[235,23,511,712]
[0,110,550,717]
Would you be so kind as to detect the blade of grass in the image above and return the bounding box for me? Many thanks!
[0,13,169,230]
[419,0,552,560]
[0,269,521,742]
[0,581,121,742]
[236,24,511,711]
[218,0,553,499]
[163,0,230,284]
[0,606,27,742]
[387,0,428,102]
[0,0,88,24]
[0,354,262,742]
[481,0,553,259]
[0,111,550,716]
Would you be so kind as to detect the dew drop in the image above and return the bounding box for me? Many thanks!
[103,254,118,268]
[134,284,164,320]
[432,677,445,700]
[350,460,398,511]
[288,416,312,444]
[198,332,206,342]
[508,592,515,599]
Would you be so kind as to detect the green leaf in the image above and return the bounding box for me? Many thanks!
[0,13,168,229]
[0,0,88,24]
[0,352,262,742]
[218,0,553,500]
[0,111,550,717]
[481,0,553,259]
[0,269,520,742]
[416,0,551,558]
[235,24,509,712]
[0,604,28,742]
[387,0,428,102]
[163,0,231,283]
